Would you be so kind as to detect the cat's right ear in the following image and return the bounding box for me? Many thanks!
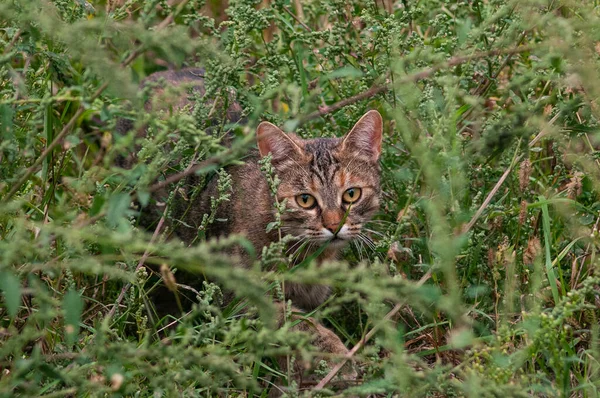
[257,122,306,163]
[339,110,383,162]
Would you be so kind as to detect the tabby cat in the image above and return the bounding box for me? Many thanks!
[127,68,383,386]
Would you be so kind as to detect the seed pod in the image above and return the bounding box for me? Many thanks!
[519,159,532,192]
[160,264,177,293]
[519,200,528,224]
[524,236,541,266]
[488,248,495,268]
[566,171,583,199]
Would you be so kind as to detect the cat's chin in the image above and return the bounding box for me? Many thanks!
[304,237,349,250]
[325,237,350,249]
[287,236,349,252]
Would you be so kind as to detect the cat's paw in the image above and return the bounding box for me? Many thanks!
[289,315,358,390]
[274,303,357,391]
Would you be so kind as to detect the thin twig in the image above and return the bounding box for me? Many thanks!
[298,45,532,126]
[462,145,522,234]
[5,29,22,53]
[75,138,248,229]
[298,84,388,125]
[473,31,528,97]
[529,111,561,146]
[313,269,432,391]
[146,146,239,193]
[157,0,192,30]
[282,6,312,31]
[462,111,561,234]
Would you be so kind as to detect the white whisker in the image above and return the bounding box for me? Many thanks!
[363,228,385,238]
[357,234,373,250]
[355,239,365,263]
[360,233,377,250]
[367,219,394,225]
[286,237,306,255]
[300,241,315,264]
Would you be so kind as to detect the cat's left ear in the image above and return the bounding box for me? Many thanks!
[256,121,307,163]
[338,110,383,161]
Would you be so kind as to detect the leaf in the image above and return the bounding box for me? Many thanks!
[540,196,561,302]
[283,119,299,132]
[137,190,150,207]
[322,65,364,80]
[580,213,594,226]
[0,270,21,318]
[454,103,471,118]
[272,9,295,31]
[449,328,475,349]
[292,42,309,100]
[42,102,54,183]
[456,19,472,45]
[508,90,522,105]
[106,193,131,228]
[89,194,105,216]
[64,289,84,346]
[237,237,256,261]
[0,103,14,138]
[39,363,66,382]
[265,221,278,233]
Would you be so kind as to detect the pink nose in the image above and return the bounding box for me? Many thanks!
[324,223,339,233]
[322,209,343,233]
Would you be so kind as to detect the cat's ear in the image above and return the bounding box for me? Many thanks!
[257,122,306,162]
[339,110,383,161]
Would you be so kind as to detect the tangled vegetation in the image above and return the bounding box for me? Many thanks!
[1,0,600,396]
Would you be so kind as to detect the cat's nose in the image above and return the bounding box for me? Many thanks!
[322,210,343,234]
[324,224,338,234]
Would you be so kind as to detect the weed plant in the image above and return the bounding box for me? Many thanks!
[1,0,600,396]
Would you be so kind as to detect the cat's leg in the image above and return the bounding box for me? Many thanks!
[273,302,357,391]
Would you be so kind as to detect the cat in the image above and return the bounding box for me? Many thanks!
[186,112,383,308]
[122,68,383,387]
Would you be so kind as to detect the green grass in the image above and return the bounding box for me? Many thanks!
[1,0,600,396]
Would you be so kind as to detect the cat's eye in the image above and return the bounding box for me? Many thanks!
[342,188,362,204]
[296,193,317,209]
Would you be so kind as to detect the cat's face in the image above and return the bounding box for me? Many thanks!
[257,111,382,250]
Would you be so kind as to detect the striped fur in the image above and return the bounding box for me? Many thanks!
[257,110,383,254]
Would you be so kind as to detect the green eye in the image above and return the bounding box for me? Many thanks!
[342,188,362,204]
[296,194,317,209]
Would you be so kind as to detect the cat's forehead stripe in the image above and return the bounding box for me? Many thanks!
[307,144,338,186]
[305,144,344,206]
[278,136,379,209]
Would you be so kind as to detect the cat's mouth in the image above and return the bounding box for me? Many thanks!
[298,225,360,248]
[326,235,350,248]
[301,235,350,250]
[310,225,357,246]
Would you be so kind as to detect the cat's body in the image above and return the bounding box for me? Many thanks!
[131,68,383,311]
[177,132,382,310]
[176,153,337,310]
[125,68,383,386]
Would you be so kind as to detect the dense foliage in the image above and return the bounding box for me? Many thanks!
[1,0,600,396]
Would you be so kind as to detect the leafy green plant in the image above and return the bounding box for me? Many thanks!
[1,0,600,396]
